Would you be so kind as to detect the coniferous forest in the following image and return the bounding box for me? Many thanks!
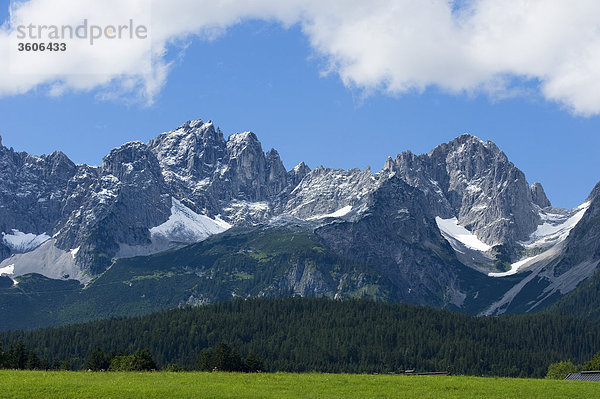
[1,298,598,378]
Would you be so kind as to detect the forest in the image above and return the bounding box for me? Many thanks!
[1,297,598,377]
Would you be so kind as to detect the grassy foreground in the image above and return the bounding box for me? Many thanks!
[1,370,598,398]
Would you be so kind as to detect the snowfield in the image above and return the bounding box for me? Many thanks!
[435,217,492,252]
[0,264,14,275]
[0,239,89,283]
[487,201,590,277]
[307,205,353,220]
[150,198,231,243]
[525,202,589,249]
[2,230,50,253]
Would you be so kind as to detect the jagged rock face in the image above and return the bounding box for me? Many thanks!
[215,132,288,204]
[530,182,551,208]
[287,162,311,188]
[554,183,600,276]
[277,166,376,219]
[147,122,288,218]
[149,120,227,182]
[148,120,227,215]
[0,143,76,236]
[386,134,541,247]
[265,149,288,197]
[94,141,170,241]
[54,141,171,274]
[219,132,270,202]
[316,176,467,308]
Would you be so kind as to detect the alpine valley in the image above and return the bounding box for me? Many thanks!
[1,119,599,330]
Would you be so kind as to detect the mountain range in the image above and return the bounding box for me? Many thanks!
[1,119,598,330]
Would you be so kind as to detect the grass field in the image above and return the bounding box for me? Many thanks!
[1,370,599,398]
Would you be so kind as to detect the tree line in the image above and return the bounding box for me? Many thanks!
[0,340,157,371]
[1,297,598,377]
[0,340,262,372]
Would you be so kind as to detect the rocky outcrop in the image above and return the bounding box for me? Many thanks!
[265,149,288,197]
[384,134,542,248]
[0,144,76,237]
[54,141,171,274]
[277,166,376,219]
[553,183,600,277]
[316,176,467,308]
[530,182,551,208]
[148,120,227,215]
[287,162,310,188]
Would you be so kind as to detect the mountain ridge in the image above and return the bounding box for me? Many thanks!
[0,119,598,329]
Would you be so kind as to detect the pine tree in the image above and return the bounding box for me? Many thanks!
[196,350,212,371]
[25,351,40,370]
[85,348,109,371]
[244,352,264,372]
[12,342,28,369]
[61,359,72,371]
[212,342,233,371]
[133,349,157,371]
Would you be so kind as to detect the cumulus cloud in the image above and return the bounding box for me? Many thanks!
[1,0,600,114]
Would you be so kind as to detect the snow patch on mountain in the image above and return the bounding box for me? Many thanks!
[481,242,584,315]
[0,264,14,275]
[116,198,230,259]
[525,202,589,249]
[488,255,539,277]
[488,201,591,278]
[435,217,492,251]
[2,230,50,253]
[70,246,80,259]
[150,198,231,243]
[0,239,89,283]
[307,205,353,220]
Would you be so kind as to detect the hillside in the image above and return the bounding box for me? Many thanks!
[0,226,519,331]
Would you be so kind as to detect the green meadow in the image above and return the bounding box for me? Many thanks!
[1,371,598,399]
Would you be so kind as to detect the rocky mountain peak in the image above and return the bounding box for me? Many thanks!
[586,181,600,202]
[288,162,311,188]
[291,161,310,174]
[148,119,227,186]
[45,151,76,180]
[218,131,269,202]
[383,134,541,247]
[226,131,261,152]
[530,182,551,208]
[265,149,288,196]
[102,141,162,183]
[382,156,395,172]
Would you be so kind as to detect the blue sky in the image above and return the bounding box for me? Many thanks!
[0,2,599,209]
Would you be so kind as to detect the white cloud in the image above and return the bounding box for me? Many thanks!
[1,0,600,114]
